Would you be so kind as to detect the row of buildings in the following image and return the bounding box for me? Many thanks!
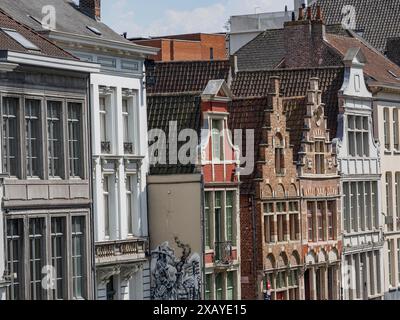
[0,0,400,301]
[141,1,400,301]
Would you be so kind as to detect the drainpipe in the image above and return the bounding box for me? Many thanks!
[86,73,97,300]
[250,194,258,299]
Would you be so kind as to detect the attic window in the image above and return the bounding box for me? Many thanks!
[388,70,399,79]
[1,28,40,51]
[86,26,102,36]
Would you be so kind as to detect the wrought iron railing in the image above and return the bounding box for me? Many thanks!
[101,141,111,154]
[124,142,134,154]
[214,241,234,266]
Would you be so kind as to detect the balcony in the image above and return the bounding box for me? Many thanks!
[101,141,111,154]
[124,142,134,154]
[214,241,235,267]
[95,238,148,266]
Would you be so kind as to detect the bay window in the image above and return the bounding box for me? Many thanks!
[348,115,369,157]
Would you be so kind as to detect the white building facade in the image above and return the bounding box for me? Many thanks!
[335,49,384,300]
[372,85,400,300]
[0,0,158,300]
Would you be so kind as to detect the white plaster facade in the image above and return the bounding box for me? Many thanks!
[41,21,157,302]
[372,87,400,300]
[334,49,385,300]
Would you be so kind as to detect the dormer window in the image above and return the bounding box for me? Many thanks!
[212,119,224,161]
[275,133,285,175]
[1,28,40,51]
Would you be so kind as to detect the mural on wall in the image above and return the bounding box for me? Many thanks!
[151,237,201,300]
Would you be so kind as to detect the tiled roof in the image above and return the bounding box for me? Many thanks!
[325,33,400,85]
[235,25,349,71]
[147,60,230,94]
[228,97,269,193]
[147,93,201,175]
[316,0,400,53]
[0,8,74,59]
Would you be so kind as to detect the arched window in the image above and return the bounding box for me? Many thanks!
[275,133,285,175]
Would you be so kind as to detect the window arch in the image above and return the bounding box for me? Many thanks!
[290,251,301,267]
[276,184,285,198]
[265,254,275,271]
[275,133,285,175]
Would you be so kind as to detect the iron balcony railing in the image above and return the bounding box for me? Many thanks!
[214,241,234,266]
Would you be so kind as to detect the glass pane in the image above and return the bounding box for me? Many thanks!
[68,103,82,178]
[2,97,19,177]
[25,99,42,177]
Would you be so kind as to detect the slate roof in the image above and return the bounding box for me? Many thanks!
[146,60,230,94]
[0,0,132,44]
[0,8,75,59]
[147,93,201,175]
[235,24,349,71]
[316,0,400,53]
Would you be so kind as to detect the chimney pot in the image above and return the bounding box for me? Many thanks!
[298,7,304,20]
[291,12,296,22]
[80,0,101,20]
[307,7,312,20]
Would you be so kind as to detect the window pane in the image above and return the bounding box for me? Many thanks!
[6,219,24,300]
[25,99,42,177]
[126,176,134,235]
[384,109,391,150]
[226,191,234,243]
[51,217,66,300]
[227,272,235,300]
[72,216,86,299]
[103,177,110,238]
[2,97,19,177]
[68,103,82,178]
[215,273,223,300]
[29,218,45,300]
[394,110,399,150]
[214,191,222,257]
[47,101,63,178]
[122,99,130,143]
[204,192,211,248]
[212,120,223,161]
[205,274,212,300]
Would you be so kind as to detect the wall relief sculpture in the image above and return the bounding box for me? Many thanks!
[151,237,201,300]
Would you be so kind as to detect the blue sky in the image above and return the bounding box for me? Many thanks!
[101,0,294,37]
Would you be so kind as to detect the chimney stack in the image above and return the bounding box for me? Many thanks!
[80,0,101,20]
[283,7,327,68]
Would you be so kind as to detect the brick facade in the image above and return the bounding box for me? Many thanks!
[133,33,226,62]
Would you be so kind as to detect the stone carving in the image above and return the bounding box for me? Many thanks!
[151,238,201,300]
[313,105,324,127]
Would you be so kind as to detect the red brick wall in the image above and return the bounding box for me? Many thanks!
[133,34,227,62]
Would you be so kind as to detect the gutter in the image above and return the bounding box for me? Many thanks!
[46,30,159,57]
[0,50,101,73]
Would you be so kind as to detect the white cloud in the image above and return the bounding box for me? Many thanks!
[105,0,293,37]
